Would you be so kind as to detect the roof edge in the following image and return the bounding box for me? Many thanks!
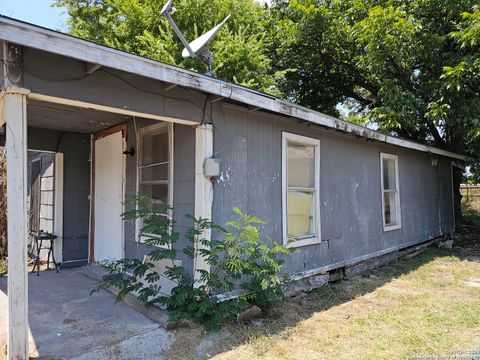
[0,16,465,161]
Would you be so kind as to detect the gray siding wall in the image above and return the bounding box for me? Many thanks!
[27,128,91,264]
[27,151,55,234]
[15,122,194,268]
[212,106,454,275]
[123,119,196,276]
[22,48,204,125]
[15,45,455,275]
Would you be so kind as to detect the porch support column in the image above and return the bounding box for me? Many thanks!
[193,124,213,285]
[3,87,30,360]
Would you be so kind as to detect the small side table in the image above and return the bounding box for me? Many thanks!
[32,232,59,276]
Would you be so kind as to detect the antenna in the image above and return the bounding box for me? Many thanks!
[161,0,230,75]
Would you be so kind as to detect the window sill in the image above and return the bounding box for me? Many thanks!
[286,237,321,248]
[383,224,401,232]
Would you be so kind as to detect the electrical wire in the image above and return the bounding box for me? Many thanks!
[21,63,211,115]
[200,95,210,126]
[98,67,209,116]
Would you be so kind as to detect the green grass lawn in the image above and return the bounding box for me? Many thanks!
[166,245,480,360]
[210,249,480,360]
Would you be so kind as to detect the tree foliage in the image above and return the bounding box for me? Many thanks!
[55,0,480,213]
[54,0,279,93]
[268,0,480,157]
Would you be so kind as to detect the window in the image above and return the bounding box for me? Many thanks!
[137,123,173,241]
[282,132,321,247]
[380,153,401,231]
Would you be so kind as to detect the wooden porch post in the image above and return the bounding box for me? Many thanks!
[3,87,30,360]
[193,124,214,285]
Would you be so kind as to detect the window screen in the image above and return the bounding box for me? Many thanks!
[139,126,171,208]
[283,133,321,246]
[381,154,400,229]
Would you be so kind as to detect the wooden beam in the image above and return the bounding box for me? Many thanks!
[27,92,197,126]
[163,83,178,91]
[193,124,214,286]
[85,62,102,75]
[53,153,64,263]
[1,41,23,90]
[210,96,224,103]
[92,122,128,141]
[89,134,95,263]
[4,87,30,360]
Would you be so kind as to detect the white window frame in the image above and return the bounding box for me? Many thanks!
[380,152,401,231]
[135,122,174,244]
[282,132,321,248]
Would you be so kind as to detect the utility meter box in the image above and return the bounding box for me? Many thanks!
[203,158,221,178]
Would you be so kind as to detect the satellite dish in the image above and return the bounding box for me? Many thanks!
[160,0,173,16]
[181,15,231,59]
[160,0,230,74]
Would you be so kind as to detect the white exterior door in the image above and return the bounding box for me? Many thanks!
[94,130,124,262]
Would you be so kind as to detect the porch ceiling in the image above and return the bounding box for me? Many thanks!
[27,99,132,134]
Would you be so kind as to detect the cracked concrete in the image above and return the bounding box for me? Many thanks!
[0,267,174,359]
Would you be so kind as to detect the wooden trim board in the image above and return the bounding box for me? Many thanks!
[193,124,214,285]
[4,90,29,360]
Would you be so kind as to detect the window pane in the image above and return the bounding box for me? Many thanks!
[141,130,169,166]
[141,164,169,182]
[141,184,169,205]
[287,191,315,238]
[287,142,315,187]
[384,191,397,225]
[383,158,396,190]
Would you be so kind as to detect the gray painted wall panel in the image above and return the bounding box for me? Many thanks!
[21,128,91,263]
[13,45,455,275]
[23,120,196,269]
[22,48,205,124]
[212,106,454,275]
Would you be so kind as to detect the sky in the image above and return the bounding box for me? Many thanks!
[0,0,271,31]
[0,0,68,30]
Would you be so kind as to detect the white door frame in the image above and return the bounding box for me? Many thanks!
[54,152,64,263]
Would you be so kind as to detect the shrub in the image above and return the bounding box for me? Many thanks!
[92,195,293,330]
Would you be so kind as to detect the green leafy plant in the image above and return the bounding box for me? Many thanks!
[92,195,182,305]
[92,195,293,330]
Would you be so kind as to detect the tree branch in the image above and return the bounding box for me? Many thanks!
[341,86,376,107]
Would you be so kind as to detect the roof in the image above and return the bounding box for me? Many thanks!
[0,15,465,160]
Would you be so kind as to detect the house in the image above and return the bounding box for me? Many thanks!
[0,16,464,359]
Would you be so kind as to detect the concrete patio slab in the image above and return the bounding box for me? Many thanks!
[0,267,174,359]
